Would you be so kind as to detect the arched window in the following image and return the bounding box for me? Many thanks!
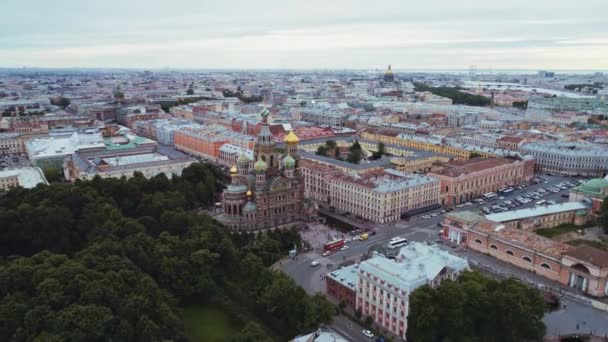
[490,244,498,250]
[523,256,532,263]
[270,155,275,167]
[571,263,591,274]
[475,239,482,244]
[506,250,514,256]
[540,263,551,270]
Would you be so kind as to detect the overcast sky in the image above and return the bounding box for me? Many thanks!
[1,0,607,70]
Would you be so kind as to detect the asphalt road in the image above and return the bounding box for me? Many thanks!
[280,175,605,340]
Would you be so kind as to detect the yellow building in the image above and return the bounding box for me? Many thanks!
[361,131,497,160]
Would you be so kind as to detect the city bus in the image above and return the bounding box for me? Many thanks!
[387,237,408,249]
[483,192,497,199]
[324,239,345,252]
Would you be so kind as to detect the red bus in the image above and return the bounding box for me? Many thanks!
[324,239,345,252]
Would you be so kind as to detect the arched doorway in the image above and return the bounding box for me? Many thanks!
[568,263,591,292]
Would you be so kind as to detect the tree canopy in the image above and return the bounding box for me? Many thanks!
[0,162,334,341]
[407,271,546,342]
[414,83,491,107]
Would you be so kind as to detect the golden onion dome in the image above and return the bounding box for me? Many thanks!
[284,130,299,144]
[246,189,252,197]
[230,165,238,174]
[254,159,268,173]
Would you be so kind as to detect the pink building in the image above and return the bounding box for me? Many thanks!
[428,157,534,206]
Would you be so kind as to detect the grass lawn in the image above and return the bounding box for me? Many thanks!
[535,224,580,238]
[566,239,608,251]
[183,305,238,342]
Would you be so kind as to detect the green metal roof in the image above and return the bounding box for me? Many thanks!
[573,178,608,197]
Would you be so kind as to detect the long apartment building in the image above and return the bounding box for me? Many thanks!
[300,156,441,223]
[361,130,501,160]
[328,169,440,223]
[173,126,255,161]
[519,141,608,177]
[428,157,535,206]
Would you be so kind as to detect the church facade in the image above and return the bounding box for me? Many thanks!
[216,108,304,231]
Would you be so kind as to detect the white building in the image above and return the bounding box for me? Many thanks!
[356,243,469,340]
[0,167,49,190]
[519,141,608,177]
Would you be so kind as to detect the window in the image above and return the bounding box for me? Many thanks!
[506,250,514,256]
[523,256,532,263]
[475,239,482,244]
[540,263,551,270]
[490,244,498,250]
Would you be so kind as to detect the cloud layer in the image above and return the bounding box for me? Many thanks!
[1,0,607,69]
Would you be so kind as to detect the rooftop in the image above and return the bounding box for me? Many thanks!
[359,242,469,292]
[0,167,48,188]
[430,157,520,178]
[485,202,588,223]
[327,264,358,291]
[330,168,439,193]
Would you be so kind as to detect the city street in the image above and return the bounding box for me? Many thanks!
[278,175,608,339]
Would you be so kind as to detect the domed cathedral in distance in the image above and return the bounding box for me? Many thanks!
[216,108,304,232]
[383,64,395,83]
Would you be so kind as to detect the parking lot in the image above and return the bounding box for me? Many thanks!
[416,175,585,221]
[0,154,31,170]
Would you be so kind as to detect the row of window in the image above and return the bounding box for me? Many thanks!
[477,239,552,270]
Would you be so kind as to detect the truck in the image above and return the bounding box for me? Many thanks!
[359,233,369,241]
[324,239,345,252]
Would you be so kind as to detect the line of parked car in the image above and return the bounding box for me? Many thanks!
[421,209,447,219]
[480,180,581,214]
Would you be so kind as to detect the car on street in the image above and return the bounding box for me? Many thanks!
[547,200,557,205]
[310,260,320,267]
[430,212,438,217]
[322,251,331,257]
[362,330,374,338]
[340,245,349,251]
[422,215,431,219]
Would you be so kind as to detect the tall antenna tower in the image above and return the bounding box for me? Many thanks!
[468,65,477,79]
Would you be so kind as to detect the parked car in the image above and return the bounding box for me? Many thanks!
[362,330,374,338]
[311,260,320,267]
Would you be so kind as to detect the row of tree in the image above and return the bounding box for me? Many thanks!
[414,83,491,107]
[407,271,547,341]
[0,162,334,341]
[222,90,264,103]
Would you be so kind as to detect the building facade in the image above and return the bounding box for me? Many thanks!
[327,170,440,223]
[520,142,608,177]
[356,243,469,340]
[442,211,608,297]
[428,157,534,206]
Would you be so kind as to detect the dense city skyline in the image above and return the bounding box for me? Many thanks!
[1,0,607,70]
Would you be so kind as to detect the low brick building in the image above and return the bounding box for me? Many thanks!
[326,264,357,308]
[443,211,608,297]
